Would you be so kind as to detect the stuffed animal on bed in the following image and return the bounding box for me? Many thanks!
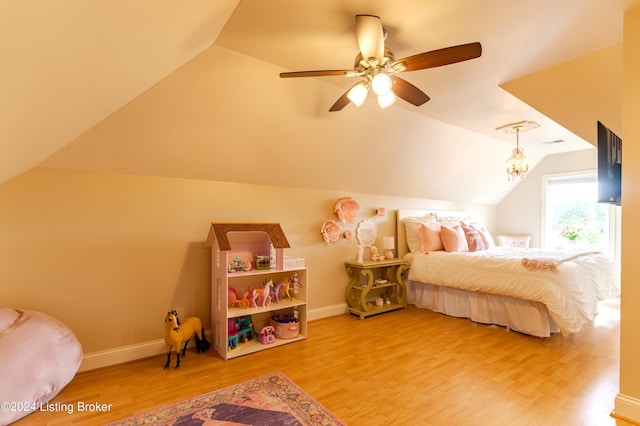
[163,310,210,369]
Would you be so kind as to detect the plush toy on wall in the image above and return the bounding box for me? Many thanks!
[163,310,210,369]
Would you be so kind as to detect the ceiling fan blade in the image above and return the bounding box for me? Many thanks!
[391,77,430,106]
[280,70,354,78]
[328,88,353,112]
[392,42,482,72]
[355,14,384,62]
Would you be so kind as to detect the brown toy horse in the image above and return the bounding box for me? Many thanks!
[163,310,210,369]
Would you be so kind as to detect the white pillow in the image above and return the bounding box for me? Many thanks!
[404,214,438,252]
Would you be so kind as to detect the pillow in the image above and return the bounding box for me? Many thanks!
[460,220,495,250]
[440,225,469,252]
[477,227,496,249]
[461,225,486,251]
[438,219,460,228]
[404,214,438,252]
[419,222,444,253]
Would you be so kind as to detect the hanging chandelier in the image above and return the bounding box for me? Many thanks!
[496,120,539,181]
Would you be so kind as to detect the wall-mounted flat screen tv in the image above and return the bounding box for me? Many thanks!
[597,121,621,205]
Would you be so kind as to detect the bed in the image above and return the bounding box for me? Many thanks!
[0,307,83,425]
[396,209,620,337]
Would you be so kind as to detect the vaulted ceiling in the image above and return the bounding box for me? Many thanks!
[1,0,634,204]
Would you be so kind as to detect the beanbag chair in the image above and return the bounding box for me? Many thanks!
[0,307,82,425]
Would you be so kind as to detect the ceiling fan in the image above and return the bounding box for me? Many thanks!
[279,14,482,111]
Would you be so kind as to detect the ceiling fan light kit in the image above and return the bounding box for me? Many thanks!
[371,71,393,95]
[347,81,369,106]
[279,14,482,112]
[377,90,397,109]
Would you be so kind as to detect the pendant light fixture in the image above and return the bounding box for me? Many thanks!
[496,120,539,181]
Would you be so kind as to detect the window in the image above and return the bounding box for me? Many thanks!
[542,171,616,259]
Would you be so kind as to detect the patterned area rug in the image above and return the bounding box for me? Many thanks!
[106,372,345,426]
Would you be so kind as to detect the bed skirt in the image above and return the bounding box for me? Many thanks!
[406,280,559,337]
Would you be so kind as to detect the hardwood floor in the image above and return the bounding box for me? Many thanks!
[14,298,632,426]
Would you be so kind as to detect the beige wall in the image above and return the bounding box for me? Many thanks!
[497,147,598,248]
[617,3,640,420]
[0,168,495,355]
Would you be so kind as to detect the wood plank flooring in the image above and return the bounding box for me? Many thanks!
[13,298,632,426]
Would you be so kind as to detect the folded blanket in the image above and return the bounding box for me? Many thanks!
[522,251,601,272]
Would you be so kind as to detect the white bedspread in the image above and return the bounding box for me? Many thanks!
[406,247,620,335]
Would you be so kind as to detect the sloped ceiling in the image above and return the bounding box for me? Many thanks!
[3,0,637,204]
[0,0,240,183]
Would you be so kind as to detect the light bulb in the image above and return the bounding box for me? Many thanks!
[371,72,392,96]
[377,90,396,109]
[347,82,368,107]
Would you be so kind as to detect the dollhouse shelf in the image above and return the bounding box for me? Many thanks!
[205,222,307,360]
[207,223,290,251]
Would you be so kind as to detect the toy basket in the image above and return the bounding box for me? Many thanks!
[270,318,300,339]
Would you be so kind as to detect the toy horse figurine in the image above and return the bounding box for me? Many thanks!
[272,280,288,304]
[284,273,303,299]
[163,310,210,369]
[252,279,274,308]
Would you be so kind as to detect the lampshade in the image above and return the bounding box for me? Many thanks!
[383,236,395,250]
[347,81,369,107]
[377,90,396,109]
[371,72,392,95]
[383,236,395,259]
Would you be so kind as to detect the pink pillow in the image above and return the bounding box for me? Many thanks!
[462,225,486,251]
[440,225,469,252]
[404,215,438,252]
[419,222,444,252]
[477,227,495,249]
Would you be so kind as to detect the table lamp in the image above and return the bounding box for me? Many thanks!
[383,236,395,259]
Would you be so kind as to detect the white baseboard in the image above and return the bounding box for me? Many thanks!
[308,303,347,321]
[614,393,640,423]
[79,330,212,372]
[79,306,346,372]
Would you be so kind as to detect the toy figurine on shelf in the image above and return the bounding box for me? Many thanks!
[283,273,302,299]
[290,272,301,296]
[228,288,251,309]
[232,256,245,272]
[252,278,274,308]
[272,280,287,304]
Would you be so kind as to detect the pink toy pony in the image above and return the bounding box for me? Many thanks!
[252,279,274,307]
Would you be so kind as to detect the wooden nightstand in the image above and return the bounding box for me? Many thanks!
[344,258,409,319]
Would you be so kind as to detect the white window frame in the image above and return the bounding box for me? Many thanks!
[541,169,619,263]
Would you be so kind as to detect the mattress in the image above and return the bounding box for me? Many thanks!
[405,247,619,335]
